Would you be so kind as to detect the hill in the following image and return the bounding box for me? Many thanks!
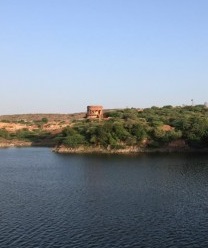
[1,105,208,153]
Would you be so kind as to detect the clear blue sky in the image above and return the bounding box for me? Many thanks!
[0,0,208,114]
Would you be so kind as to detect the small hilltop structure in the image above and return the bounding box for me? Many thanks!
[86,105,103,120]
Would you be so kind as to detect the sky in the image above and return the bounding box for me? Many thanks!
[0,0,208,114]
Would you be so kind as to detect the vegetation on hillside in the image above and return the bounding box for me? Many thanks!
[0,128,55,146]
[1,105,208,150]
[57,105,208,149]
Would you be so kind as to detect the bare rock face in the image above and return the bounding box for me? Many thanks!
[86,106,103,119]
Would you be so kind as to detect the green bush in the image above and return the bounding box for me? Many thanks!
[0,129,11,139]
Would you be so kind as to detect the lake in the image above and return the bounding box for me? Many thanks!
[0,148,208,247]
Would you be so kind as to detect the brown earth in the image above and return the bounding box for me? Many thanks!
[0,113,86,122]
[161,125,173,131]
[0,138,32,148]
[0,121,70,133]
[0,113,88,133]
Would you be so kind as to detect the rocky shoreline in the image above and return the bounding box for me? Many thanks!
[0,140,32,148]
[52,145,143,154]
[52,144,207,154]
[1,141,208,154]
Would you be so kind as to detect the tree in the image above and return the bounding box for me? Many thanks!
[41,118,48,123]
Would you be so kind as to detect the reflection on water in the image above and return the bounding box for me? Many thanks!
[0,148,208,247]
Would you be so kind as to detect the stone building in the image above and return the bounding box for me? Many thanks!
[86,106,103,119]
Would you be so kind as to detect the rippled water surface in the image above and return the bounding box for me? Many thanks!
[1,148,208,247]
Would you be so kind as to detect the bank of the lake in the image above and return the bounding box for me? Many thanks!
[1,141,207,154]
[53,144,208,154]
[0,137,56,148]
[0,139,32,148]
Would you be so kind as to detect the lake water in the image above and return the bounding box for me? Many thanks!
[0,148,208,248]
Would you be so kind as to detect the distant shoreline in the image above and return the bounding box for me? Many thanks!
[0,140,32,148]
[52,145,208,154]
[0,140,54,148]
[1,142,208,154]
